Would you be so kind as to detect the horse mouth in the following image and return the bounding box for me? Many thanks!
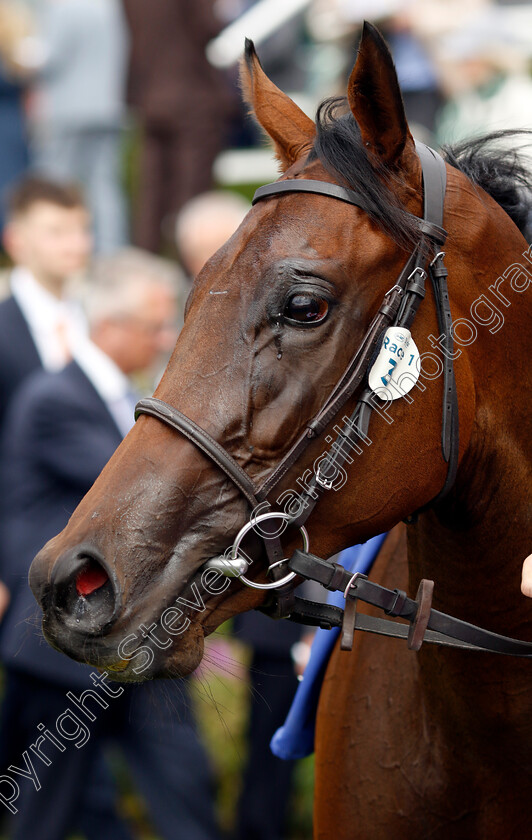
[32,534,266,682]
[38,561,239,682]
[97,624,207,683]
[97,565,248,682]
[40,605,207,683]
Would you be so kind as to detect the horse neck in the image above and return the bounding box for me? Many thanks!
[406,415,532,731]
[410,458,531,637]
[409,211,532,638]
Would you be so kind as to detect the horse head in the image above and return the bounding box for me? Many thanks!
[29,23,531,681]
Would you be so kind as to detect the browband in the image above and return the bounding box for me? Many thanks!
[253,179,372,212]
[252,175,447,246]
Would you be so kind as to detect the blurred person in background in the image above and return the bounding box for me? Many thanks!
[122,0,235,253]
[175,190,250,281]
[29,0,129,253]
[175,189,304,840]
[0,1,32,239]
[0,174,91,734]
[0,176,140,839]
[0,175,91,434]
[89,246,190,344]
[0,254,222,840]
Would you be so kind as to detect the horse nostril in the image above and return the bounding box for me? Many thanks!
[50,546,121,635]
[75,561,109,597]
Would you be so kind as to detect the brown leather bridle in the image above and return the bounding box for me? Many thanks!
[133,143,532,658]
[136,143,457,536]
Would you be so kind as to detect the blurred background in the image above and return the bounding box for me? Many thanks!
[0,0,531,838]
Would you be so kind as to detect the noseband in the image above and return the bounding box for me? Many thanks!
[136,141,458,547]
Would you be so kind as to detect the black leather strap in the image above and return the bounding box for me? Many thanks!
[416,144,459,500]
[280,605,523,654]
[430,256,460,480]
[414,144,459,502]
[135,398,261,509]
[261,595,345,630]
[252,177,447,246]
[287,549,532,657]
[257,281,405,499]
[253,179,372,213]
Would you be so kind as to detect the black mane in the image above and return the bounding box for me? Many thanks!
[441,130,532,238]
[310,98,420,249]
[311,98,532,247]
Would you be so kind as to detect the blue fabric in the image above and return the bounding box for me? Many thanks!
[0,64,29,233]
[388,32,438,92]
[270,533,387,760]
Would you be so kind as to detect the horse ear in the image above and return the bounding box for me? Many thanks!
[240,39,315,171]
[347,22,413,166]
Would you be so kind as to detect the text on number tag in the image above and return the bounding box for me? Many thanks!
[368,327,420,400]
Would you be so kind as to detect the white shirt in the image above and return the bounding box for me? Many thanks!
[11,267,88,371]
[73,338,137,438]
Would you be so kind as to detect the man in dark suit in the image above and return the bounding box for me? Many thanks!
[0,176,142,839]
[0,253,221,840]
[0,175,91,433]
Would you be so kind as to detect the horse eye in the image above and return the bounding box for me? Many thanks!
[283,293,329,325]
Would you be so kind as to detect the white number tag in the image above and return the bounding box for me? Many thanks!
[368,327,420,400]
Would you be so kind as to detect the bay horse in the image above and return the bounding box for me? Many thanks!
[29,23,532,839]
